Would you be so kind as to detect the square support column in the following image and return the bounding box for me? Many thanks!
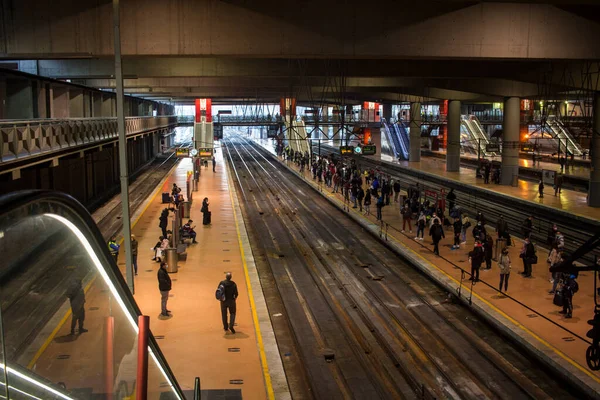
[501,97,520,185]
[446,100,461,172]
[409,102,421,162]
[588,92,600,207]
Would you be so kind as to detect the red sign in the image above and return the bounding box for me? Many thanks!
[425,189,438,199]
[195,98,212,123]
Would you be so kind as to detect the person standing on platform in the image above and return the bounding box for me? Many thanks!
[108,236,120,264]
[538,179,545,198]
[376,194,384,221]
[212,156,216,173]
[519,236,536,278]
[415,212,426,241]
[497,247,511,292]
[218,272,239,334]
[452,216,462,249]
[554,173,563,196]
[547,223,558,248]
[429,219,445,256]
[363,189,371,215]
[548,246,563,294]
[159,208,169,238]
[483,234,494,270]
[559,156,565,173]
[131,234,138,276]
[560,275,578,319]
[496,215,508,239]
[393,180,401,203]
[201,197,211,225]
[401,204,412,233]
[461,214,470,244]
[521,215,533,239]
[468,240,484,282]
[66,278,87,335]
[446,189,456,212]
[158,262,172,317]
[484,163,491,184]
[357,186,364,213]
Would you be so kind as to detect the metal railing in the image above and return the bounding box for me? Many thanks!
[0,116,177,163]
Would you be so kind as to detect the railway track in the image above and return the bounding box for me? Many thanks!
[224,135,585,399]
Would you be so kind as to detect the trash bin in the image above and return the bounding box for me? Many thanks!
[165,248,179,273]
[182,201,191,219]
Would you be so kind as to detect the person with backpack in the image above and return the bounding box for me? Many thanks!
[201,197,211,225]
[108,236,120,264]
[472,221,486,243]
[376,195,384,221]
[216,272,239,333]
[157,262,172,317]
[497,247,511,292]
[559,275,578,318]
[468,241,485,282]
[452,216,462,249]
[415,212,426,241]
[429,219,445,256]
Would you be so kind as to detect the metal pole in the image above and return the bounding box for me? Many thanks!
[113,0,134,293]
[136,316,150,400]
[478,138,481,164]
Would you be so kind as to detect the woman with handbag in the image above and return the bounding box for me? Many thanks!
[548,246,563,294]
[201,197,211,225]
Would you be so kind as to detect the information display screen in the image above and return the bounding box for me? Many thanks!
[362,145,377,155]
[267,125,279,138]
[340,146,354,155]
[198,148,213,157]
[176,148,190,157]
[486,144,500,152]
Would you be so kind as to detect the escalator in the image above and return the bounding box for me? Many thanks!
[0,191,187,400]
[393,122,410,160]
[546,117,583,156]
[381,119,400,159]
[460,115,496,157]
[284,118,311,157]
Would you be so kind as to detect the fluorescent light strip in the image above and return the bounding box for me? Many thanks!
[45,213,182,400]
[0,365,73,400]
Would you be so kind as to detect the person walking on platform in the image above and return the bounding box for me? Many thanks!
[108,236,120,264]
[484,163,491,184]
[519,236,536,278]
[452,217,462,249]
[158,262,172,317]
[415,212,426,241]
[468,240,484,282]
[429,219,445,256]
[538,179,544,198]
[446,189,456,212]
[217,272,239,334]
[498,247,511,292]
[131,234,139,275]
[554,172,563,196]
[66,278,87,335]
[559,275,578,319]
[201,197,211,225]
[363,189,371,215]
[212,156,216,173]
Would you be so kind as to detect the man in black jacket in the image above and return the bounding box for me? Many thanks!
[158,262,172,317]
[219,272,239,334]
[429,219,445,256]
[66,278,88,335]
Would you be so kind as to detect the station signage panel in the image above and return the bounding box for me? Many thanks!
[485,144,500,153]
[213,123,223,140]
[340,146,354,156]
[362,145,377,155]
[521,144,534,152]
[267,125,279,138]
[198,148,213,157]
[176,148,190,157]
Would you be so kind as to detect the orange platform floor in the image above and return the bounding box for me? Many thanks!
[376,153,600,221]
[27,149,289,399]
[254,138,600,393]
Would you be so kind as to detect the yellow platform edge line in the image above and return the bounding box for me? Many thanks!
[226,155,276,400]
[27,158,180,369]
[314,172,600,385]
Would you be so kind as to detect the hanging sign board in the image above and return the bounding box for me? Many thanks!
[340,146,354,155]
[486,144,500,152]
[213,123,223,140]
[521,144,534,152]
[424,189,439,199]
[362,145,377,155]
[176,148,190,157]
[198,148,213,157]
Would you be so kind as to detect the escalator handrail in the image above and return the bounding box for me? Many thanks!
[381,119,399,158]
[392,123,409,159]
[0,190,186,400]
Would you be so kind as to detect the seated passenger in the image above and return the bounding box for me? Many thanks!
[182,220,197,244]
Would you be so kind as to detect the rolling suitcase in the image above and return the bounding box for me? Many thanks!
[162,193,171,203]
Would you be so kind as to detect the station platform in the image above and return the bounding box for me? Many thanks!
[427,149,590,181]
[27,149,288,399]
[378,153,600,221]
[253,138,600,393]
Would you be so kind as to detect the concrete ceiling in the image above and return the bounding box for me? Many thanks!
[1,0,600,104]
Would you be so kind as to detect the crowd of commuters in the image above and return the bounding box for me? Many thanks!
[292,153,580,319]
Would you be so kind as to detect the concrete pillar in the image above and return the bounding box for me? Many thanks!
[50,85,69,118]
[83,91,92,117]
[589,92,600,207]
[93,93,102,117]
[446,100,461,172]
[69,89,84,117]
[409,102,421,162]
[382,103,392,121]
[0,77,6,119]
[501,97,520,185]
[5,79,34,119]
[101,94,112,117]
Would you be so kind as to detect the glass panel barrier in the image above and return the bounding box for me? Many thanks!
[0,191,184,400]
